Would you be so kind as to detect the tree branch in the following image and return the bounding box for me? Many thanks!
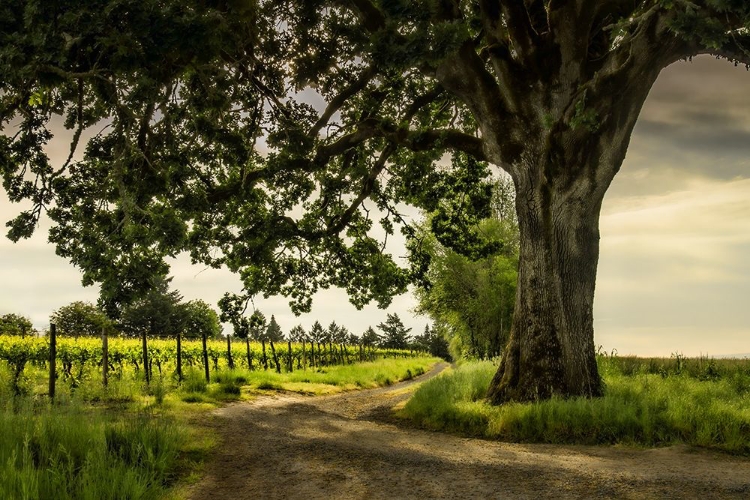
[324,145,395,236]
[497,0,539,57]
[309,65,377,138]
[699,33,750,67]
[343,0,386,32]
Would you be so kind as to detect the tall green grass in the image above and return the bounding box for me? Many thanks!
[0,355,439,498]
[0,399,182,499]
[402,358,750,453]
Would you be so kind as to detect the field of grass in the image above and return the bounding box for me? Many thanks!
[401,355,750,454]
[0,356,439,499]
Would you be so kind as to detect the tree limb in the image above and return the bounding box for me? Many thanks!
[343,0,386,32]
[497,0,539,57]
[309,65,377,138]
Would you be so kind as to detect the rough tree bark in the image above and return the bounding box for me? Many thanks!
[429,6,684,402]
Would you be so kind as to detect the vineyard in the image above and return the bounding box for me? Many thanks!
[0,334,425,395]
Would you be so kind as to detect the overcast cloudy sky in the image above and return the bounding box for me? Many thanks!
[1,56,749,357]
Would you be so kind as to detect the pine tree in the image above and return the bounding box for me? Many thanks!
[377,314,412,350]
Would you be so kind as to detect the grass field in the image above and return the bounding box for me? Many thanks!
[401,355,750,454]
[0,356,440,499]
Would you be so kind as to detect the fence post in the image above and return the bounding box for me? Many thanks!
[142,330,150,385]
[227,335,234,369]
[49,323,56,400]
[102,327,109,387]
[176,332,183,382]
[202,332,210,383]
[287,340,293,372]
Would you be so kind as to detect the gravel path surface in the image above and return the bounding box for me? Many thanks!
[188,363,750,499]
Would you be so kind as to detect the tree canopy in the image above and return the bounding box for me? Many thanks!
[0,313,33,336]
[2,1,748,402]
[118,276,186,337]
[182,299,222,339]
[50,301,112,337]
[377,313,412,349]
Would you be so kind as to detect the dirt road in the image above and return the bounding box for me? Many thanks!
[189,363,750,499]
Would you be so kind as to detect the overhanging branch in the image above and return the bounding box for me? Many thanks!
[700,33,750,67]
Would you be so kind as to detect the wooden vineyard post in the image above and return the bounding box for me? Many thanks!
[49,323,57,400]
[202,332,210,383]
[227,335,234,369]
[142,330,150,385]
[287,340,293,372]
[245,337,253,371]
[102,327,109,388]
[176,332,183,382]
[269,341,281,374]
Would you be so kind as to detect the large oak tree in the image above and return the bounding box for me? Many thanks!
[1,1,748,402]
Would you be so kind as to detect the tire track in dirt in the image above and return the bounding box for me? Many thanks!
[188,363,750,499]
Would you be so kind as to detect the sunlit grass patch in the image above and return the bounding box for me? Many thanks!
[401,358,750,453]
[0,400,183,500]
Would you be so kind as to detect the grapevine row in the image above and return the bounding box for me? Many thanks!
[0,334,424,391]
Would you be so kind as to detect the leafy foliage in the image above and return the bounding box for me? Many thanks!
[182,300,222,340]
[50,301,112,337]
[377,313,412,350]
[0,313,33,336]
[118,277,186,337]
[413,177,519,360]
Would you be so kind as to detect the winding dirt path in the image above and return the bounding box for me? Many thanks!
[189,363,750,499]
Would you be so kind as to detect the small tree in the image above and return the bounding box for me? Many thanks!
[288,325,306,342]
[288,324,307,369]
[119,277,186,338]
[265,315,284,342]
[219,294,254,370]
[265,315,283,373]
[183,300,221,340]
[309,321,325,367]
[377,314,412,350]
[0,313,33,336]
[50,301,111,338]
[118,276,186,384]
[361,327,381,347]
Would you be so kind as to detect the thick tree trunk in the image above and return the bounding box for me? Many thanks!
[487,164,607,403]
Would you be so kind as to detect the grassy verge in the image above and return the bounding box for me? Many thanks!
[400,358,750,453]
[0,399,182,499]
[1,356,439,499]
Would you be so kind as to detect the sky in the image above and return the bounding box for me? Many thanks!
[1,56,749,357]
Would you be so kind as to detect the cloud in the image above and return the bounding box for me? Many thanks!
[596,177,750,355]
[608,56,750,198]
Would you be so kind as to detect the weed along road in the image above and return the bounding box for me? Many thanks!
[189,363,750,499]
